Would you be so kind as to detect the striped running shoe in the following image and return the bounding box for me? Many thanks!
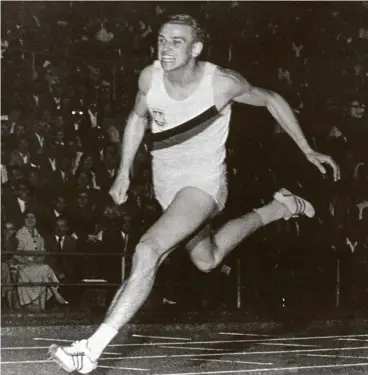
[274,188,315,220]
[48,340,98,374]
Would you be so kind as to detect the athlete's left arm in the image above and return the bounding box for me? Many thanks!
[216,68,340,181]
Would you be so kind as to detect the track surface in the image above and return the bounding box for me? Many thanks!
[2,323,368,374]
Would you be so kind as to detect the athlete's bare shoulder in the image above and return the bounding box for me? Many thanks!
[213,65,269,107]
[213,66,252,99]
[138,64,155,94]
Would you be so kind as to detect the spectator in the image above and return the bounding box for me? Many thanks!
[48,154,75,195]
[44,217,80,303]
[11,211,68,311]
[39,194,70,235]
[1,222,18,308]
[28,120,48,157]
[69,189,97,244]
[97,155,118,192]
[53,129,66,150]
[10,138,31,168]
[8,121,27,150]
[2,179,37,229]
[76,153,100,190]
[96,205,134,285]
[37,141,59,180]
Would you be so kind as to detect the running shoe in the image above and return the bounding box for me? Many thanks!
[48,339,98,374]
[274,188,315,220]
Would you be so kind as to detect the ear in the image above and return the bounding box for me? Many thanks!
[192,41,203,58]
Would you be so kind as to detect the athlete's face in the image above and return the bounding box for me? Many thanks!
[158,23,202,71]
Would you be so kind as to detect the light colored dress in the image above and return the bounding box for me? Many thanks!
[14,226,60,308]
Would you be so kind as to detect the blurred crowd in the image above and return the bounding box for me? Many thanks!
[1,2,367,314]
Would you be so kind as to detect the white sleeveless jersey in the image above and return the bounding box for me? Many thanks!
[146,60,231,209]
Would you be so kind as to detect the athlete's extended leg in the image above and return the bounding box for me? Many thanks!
[49,186,217,374]
[187,188,315,272]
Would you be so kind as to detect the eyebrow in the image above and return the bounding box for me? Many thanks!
[158,34,186,42]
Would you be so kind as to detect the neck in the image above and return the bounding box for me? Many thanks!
[166,60,199,87]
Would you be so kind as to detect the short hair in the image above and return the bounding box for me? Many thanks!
[163,14,205,43]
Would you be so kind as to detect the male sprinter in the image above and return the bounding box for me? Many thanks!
[49,14,340,373]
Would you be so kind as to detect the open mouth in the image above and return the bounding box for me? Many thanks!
[161,56,175,63]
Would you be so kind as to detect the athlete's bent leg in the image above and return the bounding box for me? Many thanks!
[187,188,315,272]
[49,186,217,373]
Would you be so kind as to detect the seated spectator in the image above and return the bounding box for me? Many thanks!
[47,155,75,195]
[39,194,70,235]
[44,217,78,279]
[96,205,134,285]
[65,138,83,174]
[1,222,18,308]
[48,83,67,117]
[53,129,66,151]
[28,120,48,158]
[7,121,27,151]
[69,189,97,244]
[76,153,100,189]
[74,169,97,192]
[37,141,59,180]
[97,155,118,192]
[10,138,31,168]
[27,167,49,206]
[11,211,68,311]
[2,179,37,229]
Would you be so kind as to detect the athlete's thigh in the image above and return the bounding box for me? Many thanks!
[141,186,217,255]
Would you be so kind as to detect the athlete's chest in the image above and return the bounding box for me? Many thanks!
[147,87,231,130]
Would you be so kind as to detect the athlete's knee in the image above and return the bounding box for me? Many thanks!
[192,258,216,273]
[132,237,166,274]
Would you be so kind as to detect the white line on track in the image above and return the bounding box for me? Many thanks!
[219,333,272,337]
[132,334,191,341]
[0,360,54,365]
[99,365,149,371]
[256,342,318,347]
[306,354,368,360]
[100,345,368,360]
[16,333,366,349]
[33,338,73,343]
[188,359,274,365]
[157,362,368,375]
[337,338,368,342]
[102,352,122,356]
[158,346,226,351]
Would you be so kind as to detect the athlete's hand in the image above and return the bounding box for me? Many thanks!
[305,150,341,182]
[109,174,130,205]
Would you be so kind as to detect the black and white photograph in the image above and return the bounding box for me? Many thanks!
[1,1,367,374]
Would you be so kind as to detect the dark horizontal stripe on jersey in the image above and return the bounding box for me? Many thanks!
[151,105,221,150]
[152,105,219,142]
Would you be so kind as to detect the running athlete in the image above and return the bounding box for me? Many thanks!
[49,14,340,373]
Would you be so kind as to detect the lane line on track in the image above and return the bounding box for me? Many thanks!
[156,362,368,375]
[99,365,149,371]
[158,346,227,351]
[33,338,73,343]
[188,359,274,365]
[305,354,368,360]
[20,333,368,349]
[256,342,318,347]
[132,334,191,341]
[100,345,368,360]
[219,333,272,337]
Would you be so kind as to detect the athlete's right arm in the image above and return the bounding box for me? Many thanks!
[110,65,153,204]
[117,65,153,179]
